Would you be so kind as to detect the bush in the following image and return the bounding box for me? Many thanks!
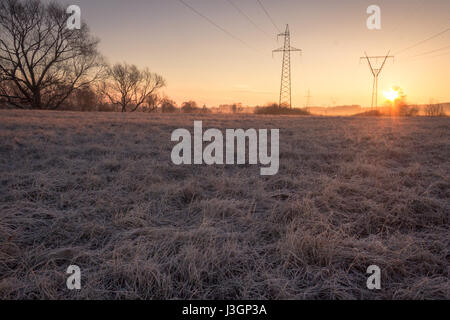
[254,104,310,115]
[354,105,419,117]
[354,110,383,117]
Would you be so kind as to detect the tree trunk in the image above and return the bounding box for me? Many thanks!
[32,88,42,109]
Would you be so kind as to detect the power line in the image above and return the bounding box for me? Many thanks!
[225,0,272,39]
[394,27,450,55]
[176,0,260,52]
[408,48,450,62]
[407,44,450,59]
[388,0,427,50]
[424,50,450,59]
[256,0,280,33]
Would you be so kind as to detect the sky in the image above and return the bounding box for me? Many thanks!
[62,0,450,108]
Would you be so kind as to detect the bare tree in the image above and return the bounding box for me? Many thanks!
[231,103,243,114]
[0,0,104,109]
[161,97,178,113]
[181,101,199,113]
[101,63,165,112]
[145,94,160,113]
[425,104,445,117]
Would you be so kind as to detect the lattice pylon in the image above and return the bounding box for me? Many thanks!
[360,52,394,109]
[273,25,301,108]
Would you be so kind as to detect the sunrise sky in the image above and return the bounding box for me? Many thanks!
[63,0,449,108]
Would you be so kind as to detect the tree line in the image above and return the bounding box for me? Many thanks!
[0,0,168,112]
[1,0,446,117]
[0,0,258,114]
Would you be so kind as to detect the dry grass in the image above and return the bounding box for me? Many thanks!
[0,110,448,300]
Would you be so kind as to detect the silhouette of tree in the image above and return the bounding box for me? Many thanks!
[101,63,165,112]
[201,104,211,113]
[161,98,178,113]
[231,103,243,113]
[0,0,103,109]
[425,104,445,117]
[144,94,161,113]
[181,101,199,113]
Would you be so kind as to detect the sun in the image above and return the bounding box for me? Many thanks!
[383,88,400,102]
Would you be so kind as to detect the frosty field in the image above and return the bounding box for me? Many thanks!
[0,110,448,299]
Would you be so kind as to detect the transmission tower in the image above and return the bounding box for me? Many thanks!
[273,25,301,108]
[360,51,394,109]
[305,89,311,109]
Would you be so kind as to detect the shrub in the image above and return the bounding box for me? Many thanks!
[254,103,310,115]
